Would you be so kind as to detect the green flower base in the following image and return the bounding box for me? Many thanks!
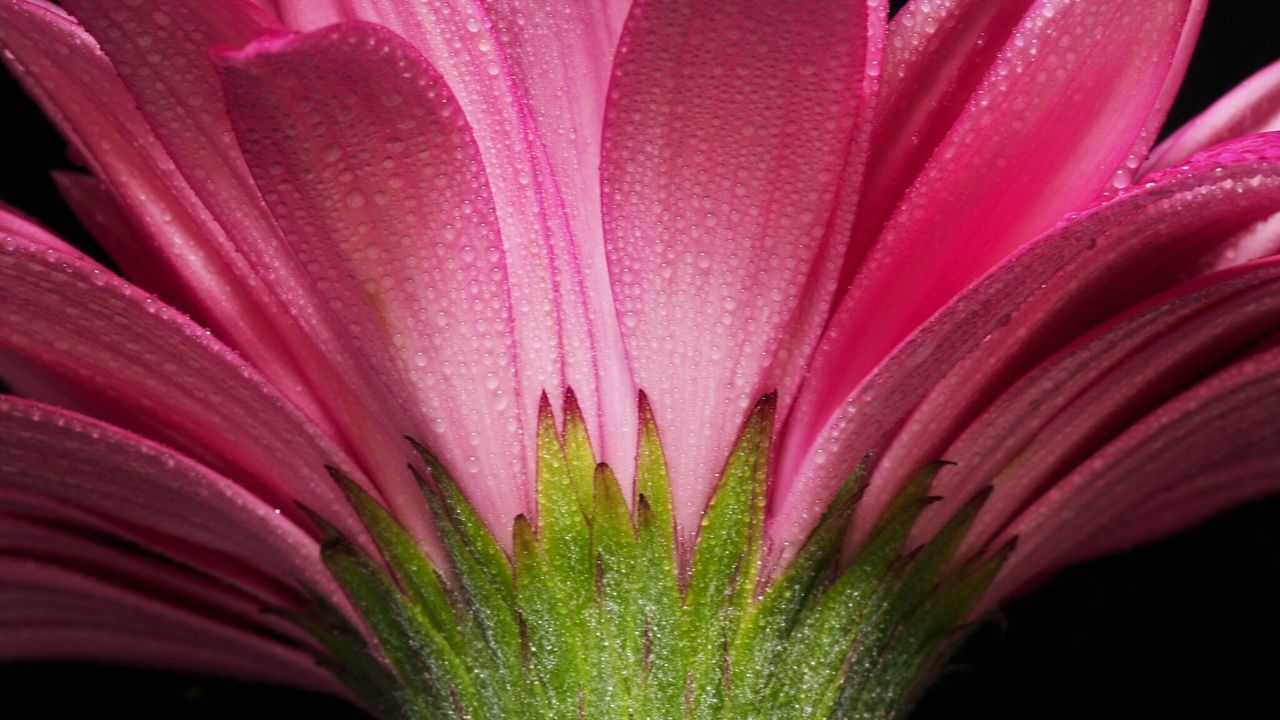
[295,392,1009,719]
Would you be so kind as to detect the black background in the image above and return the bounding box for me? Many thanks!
[2,3,1279,718]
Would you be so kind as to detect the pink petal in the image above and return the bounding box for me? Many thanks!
[787,0,1206,474]
[0,395,341,607]
[0,0,323,419]
[0,228,372,546]
[0,558,338,692]
[1145,58,1280,174]
[0,515,308,642]
[216,23,531,534]
[0,199,64,248]
[916,256,1280,555]
[52,0,455,539]
[51,172,207,320]
[601,0,883,541]
[267,0,640,480]
[987,343,1280,605]
[843,0,1036,287]
[1062,453,1280,565]
[769,133,1280,556]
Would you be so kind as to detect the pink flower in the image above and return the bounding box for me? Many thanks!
[1,0,1279,714]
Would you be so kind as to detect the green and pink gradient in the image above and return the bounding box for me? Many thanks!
[2,1,1280,717]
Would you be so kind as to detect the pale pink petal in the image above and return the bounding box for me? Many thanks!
[787,0,1206,473]
[601,0,882,541]
[216,23,531,533]
[0,228,372,546]
[1145,58,1280,174]
[987,343,1280,605]
[769,134,1280,556]
[0,395,340,606]
[914,257,1280,554]
[268,0,639,481]
[0,559,337,692]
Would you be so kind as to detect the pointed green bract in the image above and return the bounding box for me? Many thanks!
[562,388,600,513]
[291,392,1011,719]
[683,393,775,718]
[513,514,580,717]
[591,464,642,715]
[328,467,461,650]
[635,391,677,570]
[722,461,866,718]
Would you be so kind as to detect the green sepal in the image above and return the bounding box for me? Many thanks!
[301,507,456,718]
[408,441,524,713]
[634,391,677,571]
[629,393,685,717]
[512,513,580,718]
[591,463,642,716]
[304,394,1017,720]
[278,589,412,720]
[838,537,1015,720]
[683,393,775,718]
[722,460,867,717]
[562,388,599,513]
[634,493,685,720]
[327,467,461,651]
[534,393,595,620]
[764,462,944,718]
[832,484,993,718]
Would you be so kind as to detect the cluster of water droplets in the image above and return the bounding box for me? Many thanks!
[223,25,533,507]
[601,0,869,531]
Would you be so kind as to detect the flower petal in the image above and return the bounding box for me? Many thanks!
[1145,58,1280,174]
[843,0,1036,285]
[0,395,339,606]
[915,257,1280,554]
[987,343,1280,604]
[216,22,532,534]
[0,228,371,545]
[267,0,640,477]
[53,0,463,538]
[51,171,205,317]
[0,558,337,692]
[790,0,1206,467]
[600,0,883,540]
[771,133,1280,555]
[0,514,306,641]
[0,0,334,429]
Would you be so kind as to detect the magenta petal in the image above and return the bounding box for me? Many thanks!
[791,0,1206,469]
[1145,58,1280,174]
[988,343,1280,605]
[0,395,341,607]
[0,228,373,546]
[0,559,339,692]
[217,23,532,534]
[1,516,308,641]
[771,133,1280,554]
[52,172,207,319]
[601,0,883,540]
[916,257,1280,555]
